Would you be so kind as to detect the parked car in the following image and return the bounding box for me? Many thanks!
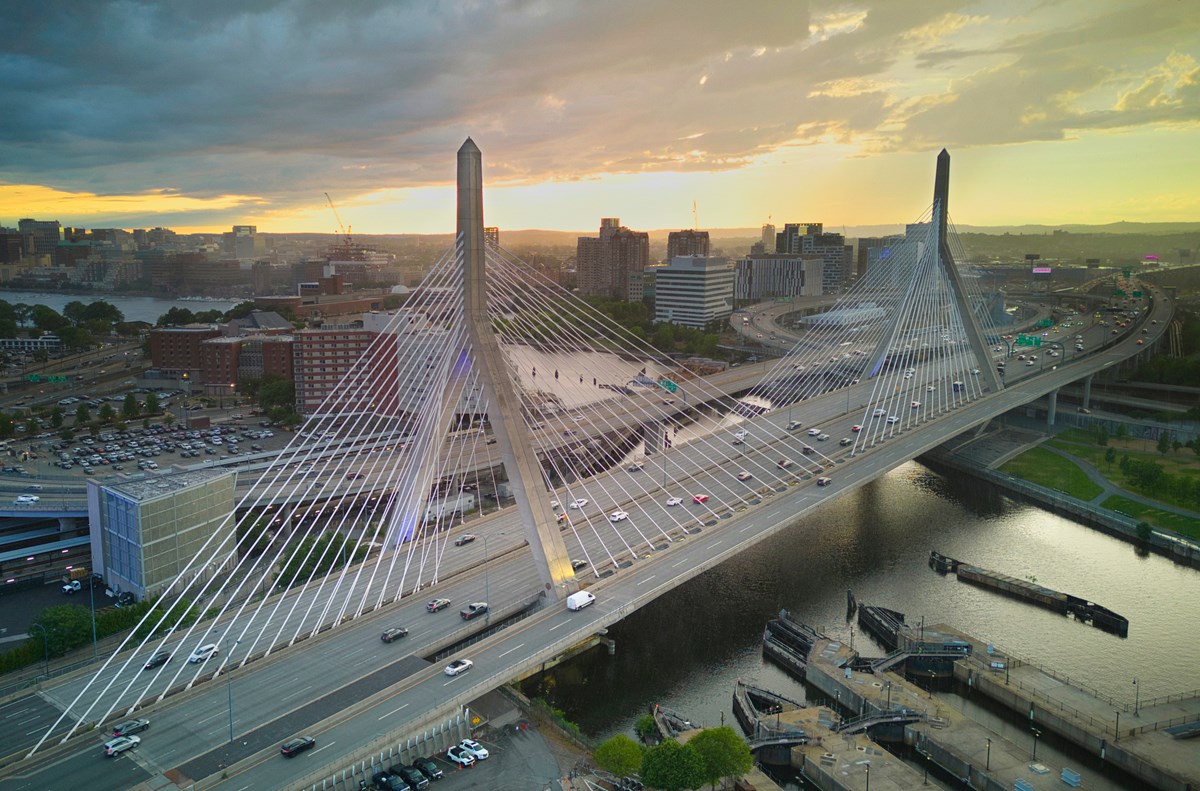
[458,738,489,760]
[187,643,219,663]
[281,736,316,757]
[390,765,430,790]
[143,650,171,670]
[112,718,150,737]
[411,756,444,781]
[426,598,451,613]
[460,602,488,621]
[103,735,140,756]
[372,772,407,790]
[446,745,476,766]
[381,627,409,643]
[444,658,474,677]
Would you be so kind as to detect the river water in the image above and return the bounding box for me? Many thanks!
[1,292,242,325]
[524,461,1200,787]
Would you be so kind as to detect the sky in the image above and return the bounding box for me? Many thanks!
[1,0,1198,236]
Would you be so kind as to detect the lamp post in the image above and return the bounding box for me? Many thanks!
[88,574,98,659]
[29,623,49,676]
[985,737,991,771]
[865,764,870,791]
[1133,677,1140,716]
[1031,727,1041,760]
[1115,709,1121,741]
[224,636,241,744]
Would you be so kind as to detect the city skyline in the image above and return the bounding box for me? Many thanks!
[1,0,1197,236]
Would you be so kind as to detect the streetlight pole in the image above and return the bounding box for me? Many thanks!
[29,623,48,676]
[483,535,490,625]
[985,737,991,771]
[88,575,98,659]
[1031,727,1041,760]
[225,637,241,744]
[865,765,870,791]
[1115,709,1121,741]
[1133,677,1139,716]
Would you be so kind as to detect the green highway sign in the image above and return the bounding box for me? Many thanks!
[1113,289,1125,296]
[1036,319,1054,328]
[658,378,678,394]
[1132,291,1143,298]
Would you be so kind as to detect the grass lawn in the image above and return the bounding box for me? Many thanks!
[998,446,1104,500]
[1102,496,1200,541]
[1048,436,1200,513]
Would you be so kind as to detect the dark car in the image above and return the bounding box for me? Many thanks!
[453,534,477,546]
[389,764,431,789]
[281,736,316,757]
[112,718,150,737]
[412,756,444,781]
[460,602,489,621]
[426,597,451,613]
[381,627,409,643]
[373,772,407,790]
[143,650,171,670]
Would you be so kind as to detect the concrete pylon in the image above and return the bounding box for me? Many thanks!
[456,139,575,598]
[933,149,1004,393]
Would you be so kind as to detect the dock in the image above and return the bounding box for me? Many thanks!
[765,608,1200,791]
[929,550,1129,636]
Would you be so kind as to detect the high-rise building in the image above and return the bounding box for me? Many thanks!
[484,227,500,248]
[761,223,775,252]
[576,218,648,301]
[18,219,62,257]
[666,229,710,261]
[776,222,852,292]
[855,236,901,279]
[735,254,823,300]
[654,255,735,328]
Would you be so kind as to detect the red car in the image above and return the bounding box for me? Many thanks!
[692,494,709,504]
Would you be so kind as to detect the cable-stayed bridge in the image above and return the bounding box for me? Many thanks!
[2,143,1168,791]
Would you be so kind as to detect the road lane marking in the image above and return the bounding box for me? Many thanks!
[637,576,656,586]
[671,559,690,568]
[378,702,409,721]
[498,644,525,659]
[14,715,39,726]
[312,741,336,754]
[280,685,313,702]
[548,621,568,631]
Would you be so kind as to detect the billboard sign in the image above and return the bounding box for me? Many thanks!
[1032,266,1053,274]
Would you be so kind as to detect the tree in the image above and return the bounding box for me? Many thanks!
[0,414,13,438]
[1104,446,1116,470]
[1157,432,1171,456]
[634,714,658,744]
[63,300,89,326]
[641,739,705,791]
[74,403,91,426]
[31,305,69,333]
[1095,427,1108,447]
[30,605,92,658]
[98,404,116,424]
[688,727,752,790]
[1115,423,1128,441]
[156,307,197,327]
[163,411,174,426]
[1136,521,1153,544]
[122,393,140,420]
[144,392,160,414]
[594,734,644,778]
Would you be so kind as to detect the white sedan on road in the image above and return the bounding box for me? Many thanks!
[187,644,219,664]
[609,510,629,522]
[569,499,589,509]
[665,496,683,507]
[444,658,474,676]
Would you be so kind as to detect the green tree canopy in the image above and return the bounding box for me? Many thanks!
[641,739,705,791]
[30,605,93,658]
[74,403,91,425]
[144,392,160,414]
[687,727,752,790]
[123,393,140,419]
[594,734,644,778]
[31,305,69,333]
[157,307,197,327]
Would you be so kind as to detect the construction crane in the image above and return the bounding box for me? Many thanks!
[324,192,352,247]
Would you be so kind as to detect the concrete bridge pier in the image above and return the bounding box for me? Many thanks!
[1081,374,1093,409]
[1047,390,1058,426]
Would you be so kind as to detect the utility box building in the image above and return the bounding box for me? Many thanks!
[87,469,237,602]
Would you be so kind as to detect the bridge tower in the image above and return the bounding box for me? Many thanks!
[933,149,1004,393]
[456,139,576,598]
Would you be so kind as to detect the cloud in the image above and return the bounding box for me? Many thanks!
[0,0,1195,229]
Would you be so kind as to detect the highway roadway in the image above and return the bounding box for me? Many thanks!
[0,288,1167,790]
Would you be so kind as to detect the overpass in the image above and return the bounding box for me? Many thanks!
[0,146,1173,791]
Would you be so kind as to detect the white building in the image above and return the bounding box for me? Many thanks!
[654,255,735,329]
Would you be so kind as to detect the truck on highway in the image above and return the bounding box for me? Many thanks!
[423,492,477,522]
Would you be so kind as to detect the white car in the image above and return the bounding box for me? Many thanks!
[446,745,476,766]
[103,735,141,757]
[806,428,821,437]
[444,658,474,676]
[886,416,899,424]
[609,510,629,523]
[569,499,588,510]
[188,643,219,663]
[736,471,753,481]
[734,430,748,439]
[13,495,39,504]
[872,408,886,417]
[665,496,683,507]
[459,738,489,760]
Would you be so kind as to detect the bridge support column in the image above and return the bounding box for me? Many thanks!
[1047,390,1058,426]
[1081,375,1093,409]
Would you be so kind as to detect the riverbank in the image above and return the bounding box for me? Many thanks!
[925,423,1200,569]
